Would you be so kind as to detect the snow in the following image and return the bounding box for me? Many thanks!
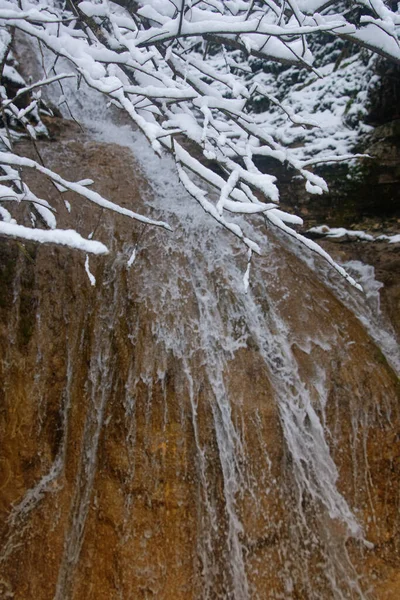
[0,222,109,254]
[3,63,25,86]
[0,205,15,223]
[350,22,400,62]
[386,234,400,244]
[308,226,400,244]
[308,226,375,241]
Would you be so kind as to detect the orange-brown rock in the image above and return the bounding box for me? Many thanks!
[0,123,399,599]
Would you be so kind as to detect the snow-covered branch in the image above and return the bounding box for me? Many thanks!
[0,0,398,284]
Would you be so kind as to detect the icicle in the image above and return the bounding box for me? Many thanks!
[243,249,252,293]
[84,255,96,286]
[127,247,137,269]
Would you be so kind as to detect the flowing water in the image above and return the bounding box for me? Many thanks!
[0,43,400,599]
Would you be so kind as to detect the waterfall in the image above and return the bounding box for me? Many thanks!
[0,52,399,599]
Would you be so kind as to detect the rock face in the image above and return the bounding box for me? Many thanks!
[272,117,400,232]
[0,123,400,599]
[273,113,400,342]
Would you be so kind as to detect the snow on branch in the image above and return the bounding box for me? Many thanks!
[0,221,109,254]
[0,0,398,286]
[0,152,172,230]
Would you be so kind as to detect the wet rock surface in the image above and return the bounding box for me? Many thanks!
[0,121,399,599]
[273,114,400,341]
[317,237,400,339]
